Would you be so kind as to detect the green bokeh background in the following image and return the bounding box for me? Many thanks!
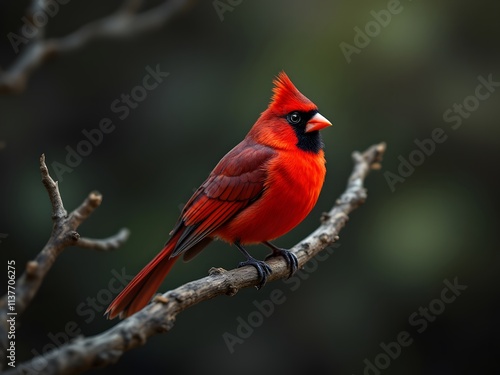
[1,1,499,374]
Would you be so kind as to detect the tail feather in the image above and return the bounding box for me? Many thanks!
[105,239,179,319]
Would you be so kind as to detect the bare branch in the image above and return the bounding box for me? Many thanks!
[66,191,102,228]
[40,154,67,221]
[0,0,191,94]
[29,0,48,41]
[4,142,386,375]
[0,155,129,370]
[76,228,131,251]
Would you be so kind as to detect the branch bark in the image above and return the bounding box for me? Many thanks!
[0,0,191,94]
[3,142,386,375]
[0,155,129,371]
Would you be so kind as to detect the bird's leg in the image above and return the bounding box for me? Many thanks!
[263,241,298,278]
[235,242,272,289]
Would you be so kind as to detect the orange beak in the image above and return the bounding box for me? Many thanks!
[305,112,332,133]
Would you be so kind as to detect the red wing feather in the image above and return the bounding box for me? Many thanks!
[169,140,276,258]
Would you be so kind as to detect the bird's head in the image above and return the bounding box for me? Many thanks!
[249,71,332,153]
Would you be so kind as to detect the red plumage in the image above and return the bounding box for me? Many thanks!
[106,72,331,319]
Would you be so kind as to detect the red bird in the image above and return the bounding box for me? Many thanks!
[106,72,332,319]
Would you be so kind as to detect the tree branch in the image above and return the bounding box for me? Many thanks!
[0,155,129,371]
[0,0,191,94]
[76,229,131,251]
[4,142,386,375]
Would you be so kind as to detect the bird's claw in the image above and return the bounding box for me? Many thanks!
[265,248,298,278]
[238,258,272,289]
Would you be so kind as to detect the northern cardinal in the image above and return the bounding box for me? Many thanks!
[106,72,332,319]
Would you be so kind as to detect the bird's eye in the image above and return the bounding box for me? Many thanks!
[287,112,301,125]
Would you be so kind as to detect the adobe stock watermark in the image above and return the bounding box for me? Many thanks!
[222,243,340,354]
[353,277,467,375]
[17,267,133,375]
[6,257,16,368]
[7,0,71,54]
[51,64,169,182]
[384,73,499,192]
[340,0,414,64]
[213,0,243,22]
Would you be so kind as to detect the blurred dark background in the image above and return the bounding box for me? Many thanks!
[1,0,499,374]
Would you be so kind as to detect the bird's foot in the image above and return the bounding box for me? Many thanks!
[238,258,272,289]
[264,242,298,278]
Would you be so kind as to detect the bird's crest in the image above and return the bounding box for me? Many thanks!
[269,71,317,114]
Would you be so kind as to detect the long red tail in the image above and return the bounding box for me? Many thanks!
[105,236,180,319]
